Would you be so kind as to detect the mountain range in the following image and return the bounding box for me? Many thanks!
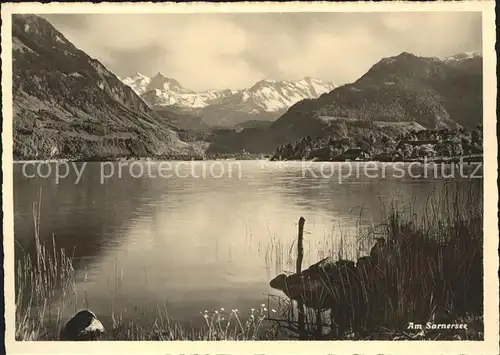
[122,72,238,109]
[121,73,336,127]
[11,14,483,160]
[275,51,482,131]
[12,14,203,160]
[207,51,483,154]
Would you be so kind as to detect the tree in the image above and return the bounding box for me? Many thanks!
[302,145,312,159]
[397,143,414,159]
[330,147,343,159]
[451,141,463,157]
[471,128,482,146]
[435,142,453,157]
[418,144,435,157]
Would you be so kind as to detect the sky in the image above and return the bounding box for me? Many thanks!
[42,12,482,91]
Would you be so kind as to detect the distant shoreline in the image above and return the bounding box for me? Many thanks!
[272,155,483,164]
[12,156,483,164]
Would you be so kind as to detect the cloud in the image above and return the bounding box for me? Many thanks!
[42,12,482,91]
[106,44,170,79]
[162,18,264,90]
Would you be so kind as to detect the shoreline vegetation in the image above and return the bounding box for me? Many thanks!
[270,126,483,163]
[12,156,484,164]
[15,182,483,341]
[12,126,483,164]
[13,153,271,163]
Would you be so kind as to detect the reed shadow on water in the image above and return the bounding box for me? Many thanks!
[267,180,483,340]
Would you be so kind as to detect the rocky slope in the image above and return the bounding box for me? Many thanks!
[274,51,482,131]
[154,107,210,131]
[207,52,482,154]
[121,74,336,127]
[12,15,199,160]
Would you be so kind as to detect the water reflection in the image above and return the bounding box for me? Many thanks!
[13,161,482,326]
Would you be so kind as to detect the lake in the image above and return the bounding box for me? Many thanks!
[13,160,482,330]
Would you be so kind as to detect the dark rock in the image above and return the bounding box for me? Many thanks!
[59,309,105,341]
[270,257,362,310]
[269,274,288,292]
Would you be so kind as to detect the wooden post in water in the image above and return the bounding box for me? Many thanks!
[296,217,305,274]
[296,217,306,339]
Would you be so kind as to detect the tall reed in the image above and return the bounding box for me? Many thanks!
[15,181,483,340]
[267,180,483,340]
[15,188,75,340]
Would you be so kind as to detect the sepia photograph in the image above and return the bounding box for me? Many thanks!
[2,1,498,354]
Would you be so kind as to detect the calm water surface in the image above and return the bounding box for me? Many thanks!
[13,160,481,328]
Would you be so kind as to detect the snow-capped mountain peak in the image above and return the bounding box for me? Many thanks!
[121,73,151,95]
[148,73,185,92]
[198,76,336,126]
[242,77,336,112]
[120,73,336,126]
[122,73,335,111]
[442,51,482,63]
[121,72,235,108]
